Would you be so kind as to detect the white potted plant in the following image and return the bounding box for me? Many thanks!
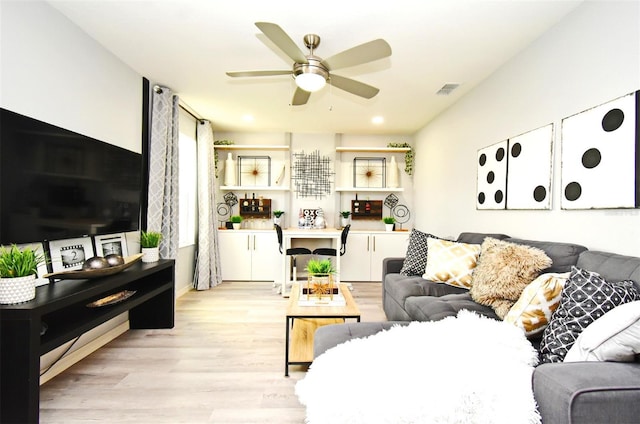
[305,258,337,301]
[140,230,162,263]
[339,211,351,228]
[382,216,396,232]
[0,245,46,304]
[230,215,243,230]
[273,210,284,227]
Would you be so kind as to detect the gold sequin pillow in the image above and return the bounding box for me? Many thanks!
[422,238,482,288]
[504,272,570,336]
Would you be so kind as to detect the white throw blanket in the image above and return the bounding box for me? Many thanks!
[296,311,540,424]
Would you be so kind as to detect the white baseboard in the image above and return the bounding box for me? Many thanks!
[39,321,129,385]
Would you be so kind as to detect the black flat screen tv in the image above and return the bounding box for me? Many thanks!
[0,108,143,245]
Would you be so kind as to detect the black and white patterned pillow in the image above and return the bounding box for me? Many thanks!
[399,230,442,276]
[539,266,640,364]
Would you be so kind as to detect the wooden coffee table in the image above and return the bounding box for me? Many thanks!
[284,283,360,376]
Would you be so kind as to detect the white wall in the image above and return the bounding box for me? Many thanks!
[413,0,640,257]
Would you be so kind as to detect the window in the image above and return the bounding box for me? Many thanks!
[178,108,197,247]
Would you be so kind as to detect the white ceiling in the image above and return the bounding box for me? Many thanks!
[48,0,582,135]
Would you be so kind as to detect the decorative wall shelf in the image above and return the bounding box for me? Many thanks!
[214,144,289,151]
[220,185,290,191]
[335,147,411,153]
[335,187,404,192]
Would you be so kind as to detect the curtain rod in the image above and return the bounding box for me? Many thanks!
[179,101,205,123]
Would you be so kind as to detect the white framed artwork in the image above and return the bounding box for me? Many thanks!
[48,237,94,273]
[476,140,508,210]
[95,233,128,257]
[506,124,554,210]
[561,91,639,209]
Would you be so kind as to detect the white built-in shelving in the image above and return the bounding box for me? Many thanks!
[334,187,404,192]
[214,144,289,151]
[335,147,410,153]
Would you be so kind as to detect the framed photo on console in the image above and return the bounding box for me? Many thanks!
[95,233,128,257]
[48,237,94,273]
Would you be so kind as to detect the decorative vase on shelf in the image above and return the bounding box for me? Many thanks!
[224,152,236,186]
[141,247,159,263]
[388,156,400,188]
[0,275,36,304]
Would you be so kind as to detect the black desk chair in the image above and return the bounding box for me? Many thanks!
[275,224,312,294]
[312,224,350,257]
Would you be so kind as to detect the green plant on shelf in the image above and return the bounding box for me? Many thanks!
[0,245,46,278]
[387,142,414,176]
[273,210,285,218]
[213,139,234,178]
[230,215,243,224]
[140,231,162,248]
[339,211,351,218]
[382,216,396,224]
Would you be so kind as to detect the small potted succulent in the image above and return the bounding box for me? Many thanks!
[273,210,285,227]
[140,230,162,263]
[230,215,243,230]
[0,244,46,304]
[339,211,351,228]
[382,216,396,232]
[305,258,337,300]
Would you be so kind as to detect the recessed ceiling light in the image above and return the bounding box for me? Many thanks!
[372,116,384,125]
[242,114,254,122]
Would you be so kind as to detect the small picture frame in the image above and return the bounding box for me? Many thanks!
[353,157,386,188]
[48,237,95,273]
[1,242,49,287]
[238,155,271,186]
[95,233,128,257]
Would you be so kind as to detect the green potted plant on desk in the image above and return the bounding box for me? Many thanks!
[273,210,285,227]
[382,216,396,232]
[140,230,162,263]
[230,215,243,230]
[304,258,337,300]
[0,245,46,304]
[339,211,351,228]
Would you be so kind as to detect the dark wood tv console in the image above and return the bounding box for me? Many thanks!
[0,259,175,424]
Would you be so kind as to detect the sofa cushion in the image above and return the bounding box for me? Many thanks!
[422,238,482,289]
[539,266,640,364]
[504,272,570,336]
[404,293,499,322]
[399,229,443,276]
[564,300,640,362]
[469,238,552,319]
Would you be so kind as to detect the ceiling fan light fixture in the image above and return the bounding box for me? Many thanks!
[293,58,329,92]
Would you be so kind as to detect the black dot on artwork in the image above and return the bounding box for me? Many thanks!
[479,154,487,166]
[487,171,495,184]
[494,190,504,204]
[602,108,624,132]
[582,148,601,169]
[565,182,582,201]
[496,148,505,162]
[533,186,547,202]
[511,143,522,158]
[478,192,486,204]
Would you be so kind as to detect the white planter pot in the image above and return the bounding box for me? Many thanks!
[385,224,394,232]
[273,217,282,227]
[0,274,36,304]
[141,247,159,263]
[232,223,241,230]
[340,217,350,228]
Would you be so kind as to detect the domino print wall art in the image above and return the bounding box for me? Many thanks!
[561,90,639,209]
[476,124,553,210]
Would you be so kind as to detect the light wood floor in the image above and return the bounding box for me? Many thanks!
[39,281,386,423]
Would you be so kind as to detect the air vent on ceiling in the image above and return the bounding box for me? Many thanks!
[436,83,460,96]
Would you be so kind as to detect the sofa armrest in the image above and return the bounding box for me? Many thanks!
[382,257,405,277]
[533,361,640,424]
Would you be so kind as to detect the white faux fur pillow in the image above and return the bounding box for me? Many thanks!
[564,300,640,362]
[469,238,552,319]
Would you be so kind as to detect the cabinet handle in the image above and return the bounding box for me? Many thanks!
[247,235,250,251]
[367,235,370,252]
[373,235,376,252]
[253,235,256,250]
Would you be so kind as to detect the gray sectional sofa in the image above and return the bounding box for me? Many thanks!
[314,232,640,424]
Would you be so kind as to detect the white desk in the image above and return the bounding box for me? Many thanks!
[280,228,342,296]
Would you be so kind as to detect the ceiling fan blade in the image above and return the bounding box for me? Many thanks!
[329,74,380,99]
[255,22,308,64]
[226,70,293,78]
[291,88,311,106]
[321,39,391,71]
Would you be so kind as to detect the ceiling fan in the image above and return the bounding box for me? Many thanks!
[226,22,392,106]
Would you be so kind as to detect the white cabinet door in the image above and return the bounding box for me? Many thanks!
[218,231,252,280]
[251,232,278,281]
[370,233,409,281]
[341,232,409,282]
[340,233,372,281]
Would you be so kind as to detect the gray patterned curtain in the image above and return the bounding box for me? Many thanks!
[194,120,222,289]
[147,86,179,259]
